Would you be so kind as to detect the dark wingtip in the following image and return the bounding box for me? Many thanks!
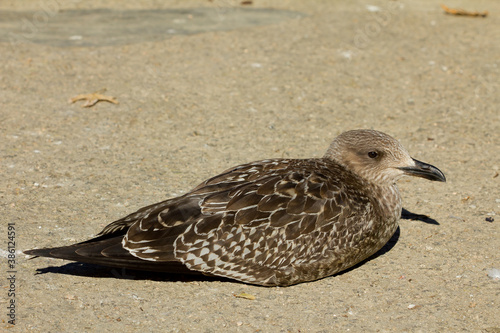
[24,248,53,258]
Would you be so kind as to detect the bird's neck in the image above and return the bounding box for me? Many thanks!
[371,183,402,221]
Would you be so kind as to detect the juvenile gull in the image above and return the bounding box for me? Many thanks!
[25,129,446,286]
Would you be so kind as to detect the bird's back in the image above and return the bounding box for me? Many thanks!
[118,158,401,286]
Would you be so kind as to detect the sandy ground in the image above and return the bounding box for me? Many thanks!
[1,0,499,332]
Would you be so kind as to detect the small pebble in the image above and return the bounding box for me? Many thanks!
[366,5,381,12]
[486,268,500,281]
[340,50,353,59]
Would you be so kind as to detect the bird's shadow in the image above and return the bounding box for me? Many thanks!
[33,263,234,283]
[30,207,439,285]
[401,208,440,225]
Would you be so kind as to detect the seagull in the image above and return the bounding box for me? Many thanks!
[25,129,446,286]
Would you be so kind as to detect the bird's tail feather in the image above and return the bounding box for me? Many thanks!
[24,237,197,275]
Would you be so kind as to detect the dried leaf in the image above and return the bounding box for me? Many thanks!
[234,292,256,300]
[441,4,488,17]
[69,89,119,108]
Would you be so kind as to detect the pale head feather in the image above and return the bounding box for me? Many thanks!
[324,129,416,186]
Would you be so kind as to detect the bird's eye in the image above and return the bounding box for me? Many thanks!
[368,151,378,159]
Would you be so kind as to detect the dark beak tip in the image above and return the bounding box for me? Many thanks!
[402,159,446,183]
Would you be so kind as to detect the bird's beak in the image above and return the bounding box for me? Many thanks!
[399,158,446,182]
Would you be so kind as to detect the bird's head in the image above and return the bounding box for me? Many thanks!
[324,129,446,186]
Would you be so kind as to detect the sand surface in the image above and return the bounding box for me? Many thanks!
[1,0,499,331]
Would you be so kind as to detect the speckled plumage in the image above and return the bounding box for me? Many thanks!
[25,129,446,286]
